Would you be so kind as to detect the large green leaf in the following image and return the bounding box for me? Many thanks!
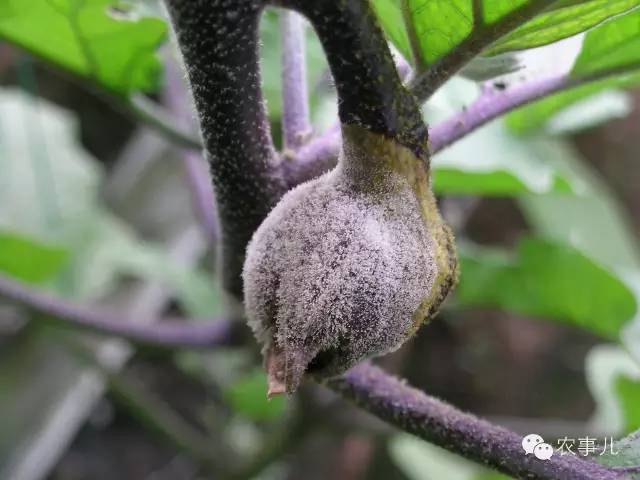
[373,0,640,74]
[0,0,166,95]
[432,120,575,195]
[518,137,640,364]
[0,230,67,283]
[573,8,640,77]
[428,79,577,195]
[488,0,640,55]
[519,145,639,275]
[457,237,637,338]
[506,8,640,134]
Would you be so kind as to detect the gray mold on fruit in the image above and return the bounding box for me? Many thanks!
[243,125,457,395]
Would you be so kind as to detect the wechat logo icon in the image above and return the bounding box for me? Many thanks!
[522,434,554,461]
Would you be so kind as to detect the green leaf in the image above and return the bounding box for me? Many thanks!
[573,8,640,78]
[371,0,412,62]
[432,120,576,195]
[457,237,637,338]
[373,0,639,74]
[505,8,640,134]
[0,88,214,305]
[519,145,639,273]
[0,230,67,283]
[0,0,166,94]
[223,369,286,421]
[518,141,640,362]
[616,376,640,433]
[487,1,640,55]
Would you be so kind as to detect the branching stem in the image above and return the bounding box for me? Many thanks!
[279,0,428,157]
[287,65,640,186]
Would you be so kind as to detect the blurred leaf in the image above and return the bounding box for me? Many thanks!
[487,1,640,56]
[616,376,640,433]
[0,88,214,305]
[518,140,640,373]
[519,142,639,274]
[432,120,577,195]
[372,0,639,73]
[0,230,67,283]
[457,238,637,338]
[587,346,640,437]
[545,90,632,134]
[506,78,640,135]
[428,79,580,195]
[0,0,166,94]
[113,235,222,317]
[0,89,212,480]
[223,369,286,421]
[389,434,510,480]
[597,429,640,477]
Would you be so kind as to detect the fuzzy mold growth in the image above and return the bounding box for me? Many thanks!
[243,125,458,395]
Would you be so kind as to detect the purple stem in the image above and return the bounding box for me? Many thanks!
[283,123,341,186]
[164,62,219,246]
[328,363,629,480]
[429,74,570,153]
[0,274,232,348]
[287,67,636,187]
[280,10,312,152]
[2,267,633,477]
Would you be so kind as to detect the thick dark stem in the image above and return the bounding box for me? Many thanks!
[327,363,629,480]
[164,0,286,298]
[278,0,428,158]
